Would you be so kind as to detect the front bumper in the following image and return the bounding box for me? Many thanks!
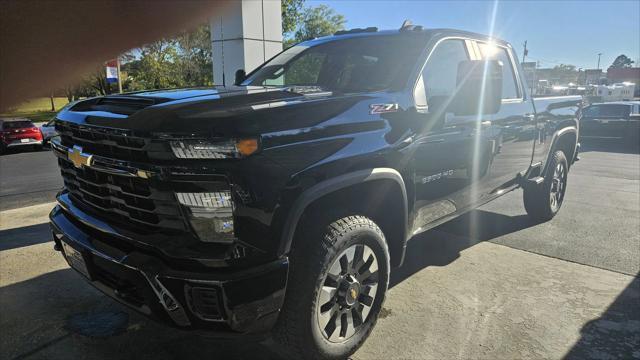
[49,202,288,335]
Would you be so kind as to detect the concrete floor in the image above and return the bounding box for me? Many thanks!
[0,140,638,359]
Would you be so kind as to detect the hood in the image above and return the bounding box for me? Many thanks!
[57,86,380,137]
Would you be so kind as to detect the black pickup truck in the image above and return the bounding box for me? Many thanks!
[49,26,581,359]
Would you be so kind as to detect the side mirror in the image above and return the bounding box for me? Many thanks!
[448,60,503,116]
[234,69,246,85]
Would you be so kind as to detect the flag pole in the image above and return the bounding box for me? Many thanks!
[116,57,123,94]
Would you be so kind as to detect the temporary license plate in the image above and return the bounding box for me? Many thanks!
[61,241,91,279]
[20,138,30,143]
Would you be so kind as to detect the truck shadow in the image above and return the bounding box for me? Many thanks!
[0,223,51,251]
[1,269,276,360]
[391,209,539,288]
[563,272,640,360]
[2,209,537,360]
[2,212,636,360]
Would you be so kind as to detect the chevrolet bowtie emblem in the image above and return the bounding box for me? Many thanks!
[350,288,357,300]
[68,145,93,169]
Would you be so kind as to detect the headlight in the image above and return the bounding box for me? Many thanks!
[177,191,235,244]
[170,138,259,159]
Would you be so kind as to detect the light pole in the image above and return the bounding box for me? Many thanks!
[596,53,602,70]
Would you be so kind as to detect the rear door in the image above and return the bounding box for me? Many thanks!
[470,40,536,197]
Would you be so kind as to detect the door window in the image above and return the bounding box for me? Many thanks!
[477,43,521,99]
[415,39,470,108]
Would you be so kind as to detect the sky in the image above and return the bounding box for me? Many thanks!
[311,0,640,70]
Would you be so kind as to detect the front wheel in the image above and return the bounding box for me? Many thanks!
[523,150,569,221]
[273,215,389,360]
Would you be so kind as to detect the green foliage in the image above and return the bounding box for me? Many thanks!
[175,25,214,86]
[284,52,326,85]
[60,4,344,94]
[293,5,346,43]
[282,0,305,38]
[122,24,212,91]
[609,54,634,69]
[134,40,182,89]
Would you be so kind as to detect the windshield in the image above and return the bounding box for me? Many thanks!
[3,121,34,129]
[242,35,426,93]
[583,104,630,117]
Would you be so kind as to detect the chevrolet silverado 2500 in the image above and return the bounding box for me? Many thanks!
[49,26,581,359]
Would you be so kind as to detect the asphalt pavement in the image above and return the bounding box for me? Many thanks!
[437,140,640,276]
[0,147,62,211]
[0,139,638,359]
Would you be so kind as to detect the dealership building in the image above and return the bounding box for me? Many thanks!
[209,0,283,86]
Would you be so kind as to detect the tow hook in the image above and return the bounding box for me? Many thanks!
[52,231,63,251]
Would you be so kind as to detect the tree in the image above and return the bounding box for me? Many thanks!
[609,54,634,69]
[292,5,346,43]
[282,0,305,38]
[550,64,579,84]
[135,39,183,89]
[119,23,213,90]
[175,24,213,87]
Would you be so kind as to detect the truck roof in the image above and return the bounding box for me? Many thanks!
[306,28,512,49]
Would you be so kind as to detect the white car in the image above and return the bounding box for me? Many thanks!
[39,119,58,144]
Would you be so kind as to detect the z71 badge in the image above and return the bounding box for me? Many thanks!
[369,103,399,114]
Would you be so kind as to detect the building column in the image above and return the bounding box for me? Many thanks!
[210,0,282,86]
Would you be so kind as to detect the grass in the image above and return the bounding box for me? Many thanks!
[0,97,70,123]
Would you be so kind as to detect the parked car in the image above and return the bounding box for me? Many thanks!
[39,119,58,144]
[0,118,43,153]
[49,26,580,359]
[579,101,640,143]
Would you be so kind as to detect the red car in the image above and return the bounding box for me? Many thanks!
[0,118,44,153]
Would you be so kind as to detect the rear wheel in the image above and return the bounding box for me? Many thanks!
[523,150,568,221]
[273,215,389,360]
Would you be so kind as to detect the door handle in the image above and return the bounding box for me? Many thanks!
[396,135,414,149]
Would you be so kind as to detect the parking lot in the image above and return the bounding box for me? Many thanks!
[0,139,638,360]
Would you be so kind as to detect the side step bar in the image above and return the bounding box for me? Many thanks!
[526,176,545,185]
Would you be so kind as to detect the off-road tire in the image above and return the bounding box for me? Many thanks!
[272,215,390,360]
[524,150,568,222]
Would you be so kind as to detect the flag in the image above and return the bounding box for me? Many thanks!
[105,60,118,84]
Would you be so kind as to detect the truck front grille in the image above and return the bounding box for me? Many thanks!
[56,121,150,162]
[58,157,186,232]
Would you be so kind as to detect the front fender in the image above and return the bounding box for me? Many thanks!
[277,168,408,258]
